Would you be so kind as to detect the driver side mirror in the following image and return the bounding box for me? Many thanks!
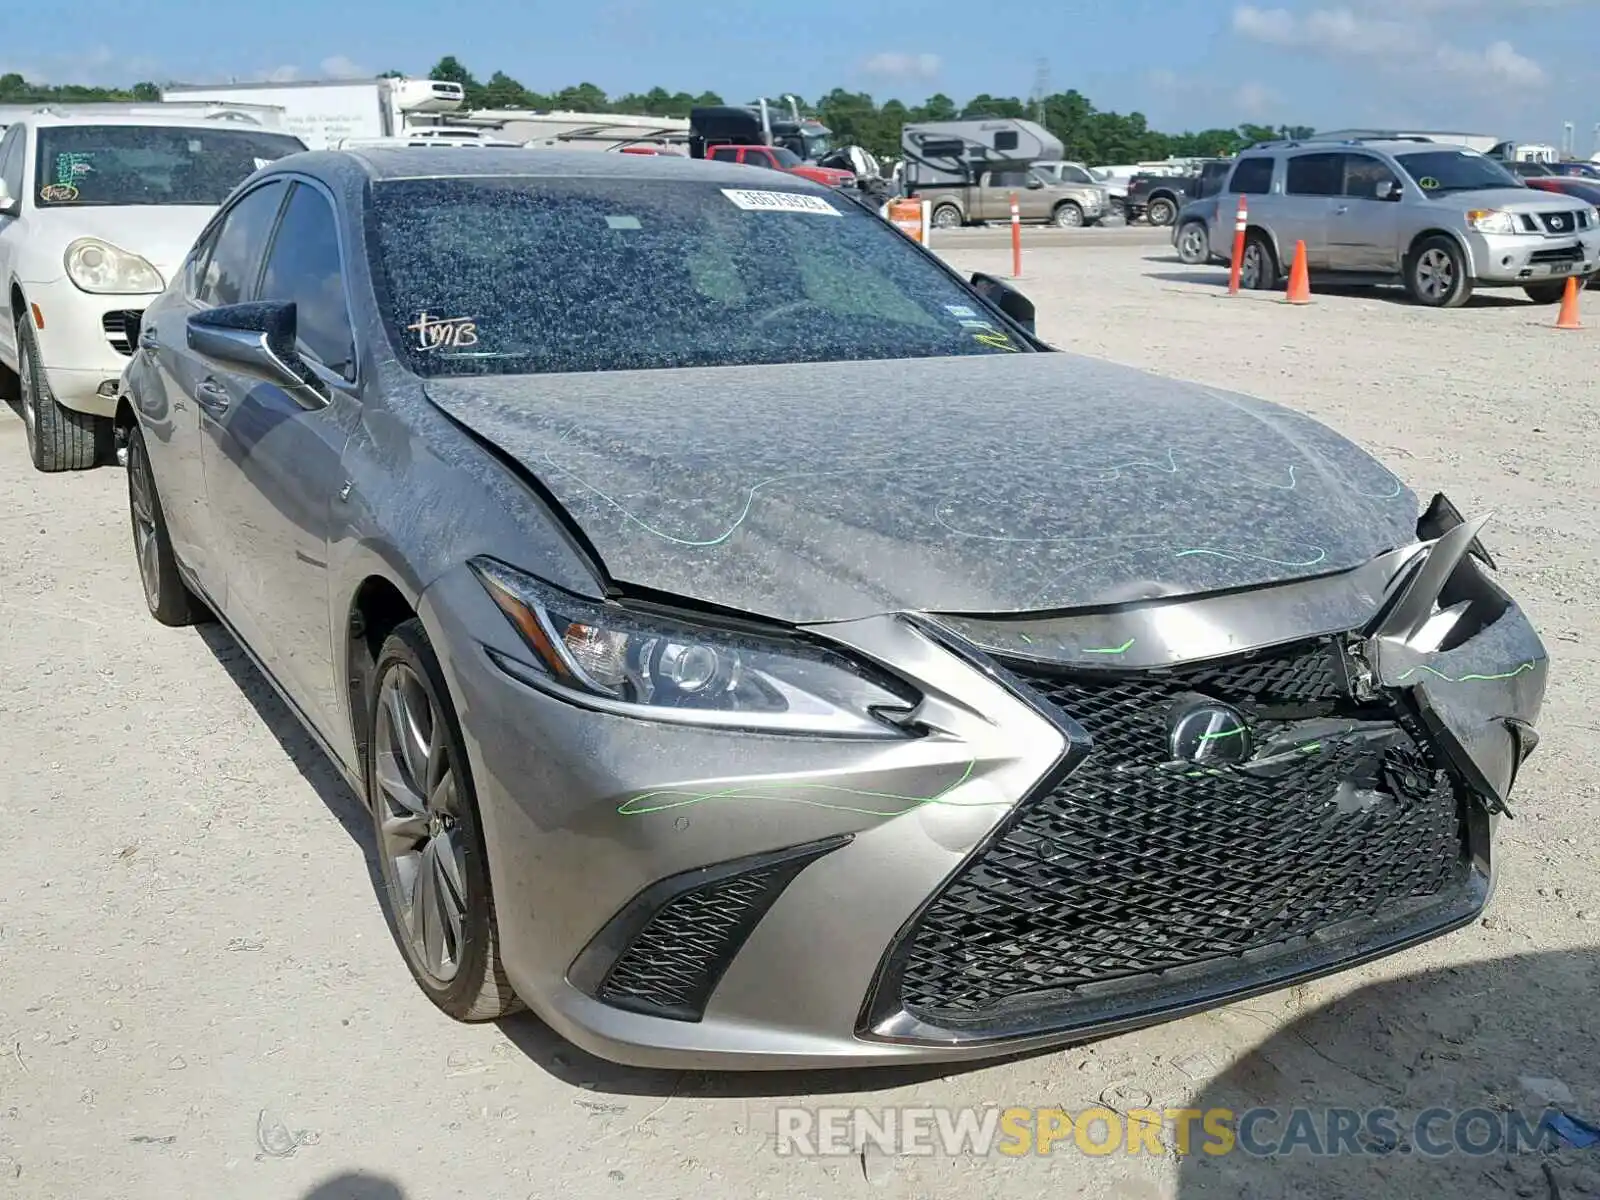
[969,272,1036,335]
[1026,178,1045,189]
[187,301,323,397]
[0,180,17,218]
[1375,180,1401,200]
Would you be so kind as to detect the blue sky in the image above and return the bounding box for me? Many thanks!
[9,0,1598,147]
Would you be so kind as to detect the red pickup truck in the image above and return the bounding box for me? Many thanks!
[705,143,856,189]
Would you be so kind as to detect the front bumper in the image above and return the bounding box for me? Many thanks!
[1467,227,1600,285]
[419,529,1545,1070]
[21,276,152,417]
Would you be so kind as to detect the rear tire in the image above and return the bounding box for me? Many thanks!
[1146,196,1178,227]
[368,619,522,1023]
[17,316,108,473]
[1405,235,1473,308]
[1176,221,1210,265]
[125,422,206,627]
[1522,281,1569,304]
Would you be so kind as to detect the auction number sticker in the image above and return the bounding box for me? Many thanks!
[721,188,840,215]
[39,184,78,202]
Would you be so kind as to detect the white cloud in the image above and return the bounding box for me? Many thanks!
[1435,38,1545,85]
[862,52,942,82]
[1234,81,1278,117]
[319,55,369,80]
[1231,5,1545,90]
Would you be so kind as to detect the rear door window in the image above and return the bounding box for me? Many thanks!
[1229,156,1274,194]
[1286,153,1344,197]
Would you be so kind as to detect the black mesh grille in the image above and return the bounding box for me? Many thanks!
[896,638,1471,1029]
[598,866,788,1018]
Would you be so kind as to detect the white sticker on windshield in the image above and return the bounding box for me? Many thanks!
[606,215,642,230]
[253,158,273,170]
[944,304,977,317]
[721,188,840,215]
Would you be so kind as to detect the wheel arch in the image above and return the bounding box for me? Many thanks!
[1245,223,1283,271]
[342,567,426,785]
[1406,228,1476,278]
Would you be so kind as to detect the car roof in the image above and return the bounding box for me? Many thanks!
[1254,139,1480,157]
[27,112,294,132]
[290,145,829,191]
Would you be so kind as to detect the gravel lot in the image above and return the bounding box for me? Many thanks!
[3,240,1598,1200]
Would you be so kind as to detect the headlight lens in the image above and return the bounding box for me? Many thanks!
[470,558,918,736]
[64,238,164,294]
[1465,209,1517,235]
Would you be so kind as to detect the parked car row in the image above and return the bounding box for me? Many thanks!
[1168,135,1600,307]
[0,111,308,470]
[3,136,1549,1070]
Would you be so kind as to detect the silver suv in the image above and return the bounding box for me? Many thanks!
[1172,136,1600,307]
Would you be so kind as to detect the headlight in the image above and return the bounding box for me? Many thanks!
[1465,209,1517,235]
[469,558,918,737]
[64,238,164,294]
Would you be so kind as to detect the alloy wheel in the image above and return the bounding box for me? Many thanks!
[375,664,470,984]
[1416,248,1454,302]
[1242,244,1266,288]
[1178,224,1207,263]
[127,438,162,612]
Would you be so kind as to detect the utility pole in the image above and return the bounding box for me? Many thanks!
[1030,58,1050,126]
[1561,121,1574,159]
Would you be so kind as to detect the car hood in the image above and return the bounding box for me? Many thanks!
[1424,186,1577,211]
[34,205,212,286]
[422,352,1419,624]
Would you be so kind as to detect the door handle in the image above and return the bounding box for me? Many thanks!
[195,377,230,414]
[138,325,160,351]
[1334,205,1350,215]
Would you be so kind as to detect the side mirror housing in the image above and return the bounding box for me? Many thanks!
[186,301,321,393]
[968,272,1037,336]
[1026,178,1045,189]
[1376,180,1400,200]
[0,179,17,218]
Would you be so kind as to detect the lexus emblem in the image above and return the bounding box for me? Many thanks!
[1167,698,1252,764]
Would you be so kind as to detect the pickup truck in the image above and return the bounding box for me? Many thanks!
[913,167,1107,229]
[705,143,857,188]
[1126,159,1232,226]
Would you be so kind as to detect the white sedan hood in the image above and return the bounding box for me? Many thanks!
[29,205,214,288]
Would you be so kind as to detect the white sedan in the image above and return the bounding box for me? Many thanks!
[0,112,304,471]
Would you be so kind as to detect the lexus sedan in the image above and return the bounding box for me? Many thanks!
[118,148,1547,1070]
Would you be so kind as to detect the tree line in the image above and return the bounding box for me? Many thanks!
[0,59,1316,166]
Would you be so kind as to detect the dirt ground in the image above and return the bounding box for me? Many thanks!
[2,241,1598,1200]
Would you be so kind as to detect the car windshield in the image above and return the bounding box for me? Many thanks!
[369,176,1034,377]
[770,146,803,167]
[34,124,305,208]
[1395,149,1520,195]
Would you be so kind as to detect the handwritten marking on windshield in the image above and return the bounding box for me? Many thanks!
[407,313,479,352]
[39,184,78,202]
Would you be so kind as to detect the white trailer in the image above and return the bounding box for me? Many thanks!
[159,77,464,150]
[900,118,1063,188]
[466,109,691,151]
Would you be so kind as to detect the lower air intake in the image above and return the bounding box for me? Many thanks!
[572,835,849,1023]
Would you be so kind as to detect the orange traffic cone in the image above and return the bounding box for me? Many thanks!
[1285,240,1311,305]
[1556,275,1582,329]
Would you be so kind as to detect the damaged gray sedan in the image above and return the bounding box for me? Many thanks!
[116,148,1547,1070]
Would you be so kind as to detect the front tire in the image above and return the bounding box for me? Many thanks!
[369,619,521,1022]
[931,203,962,229]
[126,423,206,627]
[1051,201,1084,228]
[16,316,108,473]
[1240,232,1278,290]
[1406,235,1473,308]
[1146,196,1178,227]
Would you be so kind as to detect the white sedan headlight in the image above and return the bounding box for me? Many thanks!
[63,238,164,294]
